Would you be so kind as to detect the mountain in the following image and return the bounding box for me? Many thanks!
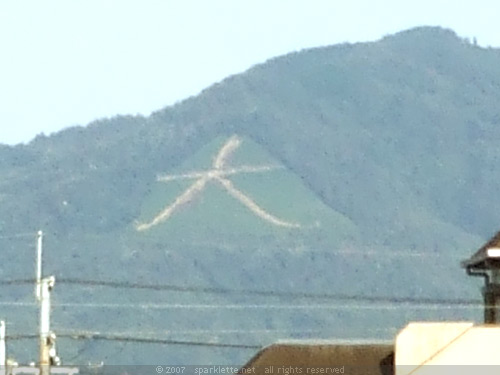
[0,26,499,365]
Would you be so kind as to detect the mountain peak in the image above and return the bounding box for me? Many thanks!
[384,26,461,42]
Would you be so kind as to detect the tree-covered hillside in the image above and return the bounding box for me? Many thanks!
[0,26,498,365]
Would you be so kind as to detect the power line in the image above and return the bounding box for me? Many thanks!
[48,327,399,344]
[5,326,400,341]
[56,278,481,306]
[5,333,261,349]
[0,279,33,286]
[5,334,38,340]
[0,278,482,307]
[55,328,327,336]
[50,302,483,310]
[81,335,262,349]
[0,301,36,307]
[0,299,483,309]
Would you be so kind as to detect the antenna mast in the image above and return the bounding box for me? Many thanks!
[36,231,43,300]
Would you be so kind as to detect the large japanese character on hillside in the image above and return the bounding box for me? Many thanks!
[136,135,300,231]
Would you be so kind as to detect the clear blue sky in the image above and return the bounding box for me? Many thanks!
[1,0,498,145]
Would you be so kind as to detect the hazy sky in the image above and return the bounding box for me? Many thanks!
[1,0,499,145]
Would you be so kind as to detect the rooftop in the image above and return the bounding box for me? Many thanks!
[461,230,500,269]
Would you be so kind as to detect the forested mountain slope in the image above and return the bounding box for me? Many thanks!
[0,26,498,364]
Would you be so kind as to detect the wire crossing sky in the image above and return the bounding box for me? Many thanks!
[1,0,499,145]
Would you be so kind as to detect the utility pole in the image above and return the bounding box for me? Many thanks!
[36,231,60,375]
[0,230,76,375]
[39,276,55,375]
[0,320,5,375]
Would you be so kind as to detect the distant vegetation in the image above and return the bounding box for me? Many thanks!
[0,26,498,365]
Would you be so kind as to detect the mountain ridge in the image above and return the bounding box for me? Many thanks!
[0,26,497,364]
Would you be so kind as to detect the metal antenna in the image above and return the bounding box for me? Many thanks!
[36,231,43,301]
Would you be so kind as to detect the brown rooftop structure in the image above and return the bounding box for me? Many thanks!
[462,229,500,323]
[462,230,500,270]
[240,341,394,375]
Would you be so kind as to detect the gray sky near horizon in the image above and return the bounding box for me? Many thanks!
[1,0,499,145]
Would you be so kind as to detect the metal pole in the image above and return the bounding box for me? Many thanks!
[483,285,496,324]
[483,282,500,324]
[36,231,43,301]
[0,320,5,375]
[39,277,54,375]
